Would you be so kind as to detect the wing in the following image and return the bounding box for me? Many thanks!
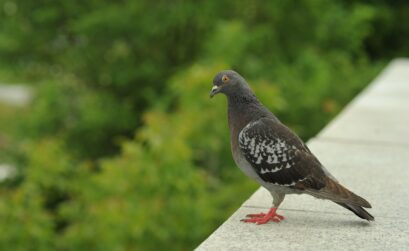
[238,117,326,190]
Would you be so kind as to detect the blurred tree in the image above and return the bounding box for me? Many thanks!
[0,0,400,158]
[0,139,78,250]
[0,0,216,158]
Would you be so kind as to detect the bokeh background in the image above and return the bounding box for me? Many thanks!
[0,0,408,250]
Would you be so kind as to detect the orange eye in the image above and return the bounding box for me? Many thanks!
[222,75,229,83]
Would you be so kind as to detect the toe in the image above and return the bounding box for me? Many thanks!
[246,213,266,218]
[271,216,282,222]
[275,214,285,220]
[241,218,257,223]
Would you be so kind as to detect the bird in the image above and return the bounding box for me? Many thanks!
[210,70,374,224]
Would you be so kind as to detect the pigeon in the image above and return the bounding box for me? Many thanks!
[210,70,374,224]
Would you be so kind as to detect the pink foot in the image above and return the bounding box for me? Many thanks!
[241,208,284,224]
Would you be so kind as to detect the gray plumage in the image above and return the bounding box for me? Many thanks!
[210,70,374,222]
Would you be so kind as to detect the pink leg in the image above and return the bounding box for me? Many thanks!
[241,207,285,224]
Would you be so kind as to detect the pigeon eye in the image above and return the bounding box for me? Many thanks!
[222,75,229,83]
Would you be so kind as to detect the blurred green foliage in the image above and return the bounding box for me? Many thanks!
[0,0,408,250]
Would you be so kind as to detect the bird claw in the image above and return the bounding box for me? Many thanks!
[241,215,283,224]
[274,214,285,220]
[245,212,266,218]
[241,208,284,224]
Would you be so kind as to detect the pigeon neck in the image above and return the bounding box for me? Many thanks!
[227,91,263,132]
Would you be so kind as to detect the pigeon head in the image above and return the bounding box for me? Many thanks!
[210,70,253,98]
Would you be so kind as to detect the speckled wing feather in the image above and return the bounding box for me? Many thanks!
[238,117,326,190]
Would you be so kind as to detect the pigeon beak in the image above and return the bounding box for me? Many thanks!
[209,85,220,98]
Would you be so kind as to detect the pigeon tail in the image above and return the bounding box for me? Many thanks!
[307,177,372,208]
[336,202,375,221]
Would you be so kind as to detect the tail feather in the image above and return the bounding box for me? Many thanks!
[308,178,372,208]
[336,202,375,221]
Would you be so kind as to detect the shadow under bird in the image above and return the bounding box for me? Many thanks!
[210,70,374,224]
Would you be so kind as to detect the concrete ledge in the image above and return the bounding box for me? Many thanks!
[197,59,409,250]
[318,59,409,144]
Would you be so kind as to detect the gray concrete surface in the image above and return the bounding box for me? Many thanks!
[196,59,409,251]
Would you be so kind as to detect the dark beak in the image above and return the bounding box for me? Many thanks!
[209,85,221,98]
